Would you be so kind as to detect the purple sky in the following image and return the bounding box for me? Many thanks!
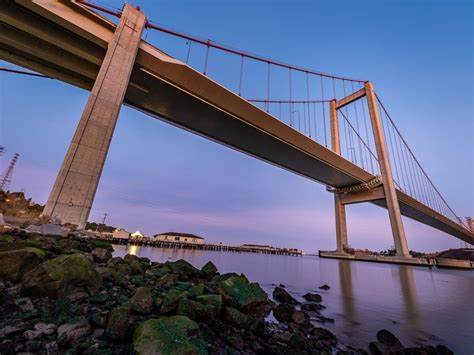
[0,0,472,253]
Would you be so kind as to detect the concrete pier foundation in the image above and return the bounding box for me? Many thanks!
[42,5,146,229]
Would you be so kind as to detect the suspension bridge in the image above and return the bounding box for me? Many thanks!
[0,0,472,258]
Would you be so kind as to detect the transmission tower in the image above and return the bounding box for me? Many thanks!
[0,153,19,192]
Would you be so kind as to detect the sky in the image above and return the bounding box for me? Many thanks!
[0,0,472,253]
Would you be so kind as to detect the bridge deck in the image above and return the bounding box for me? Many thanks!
[1,0,472,244]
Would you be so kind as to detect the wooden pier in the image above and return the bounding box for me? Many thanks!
[96,237,302,256]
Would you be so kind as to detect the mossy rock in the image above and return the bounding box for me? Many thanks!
[177,298,216,321]
[161,289,189,314]
[130,287,153,314]
[164,259,202,281]
[218,276,267,314]
[106,306,130,340]
[201,261,218,279]
[0,234,15,243]
[89,239,113,251]
[195,294,222,314]
[189,283,205,298]
[132,316,207,355]
[0,240,43,252]
[145,267,162,279]
[211,272,240,283]
[224,306,253,328]
[0,249,42,281]
[22,253,102,298]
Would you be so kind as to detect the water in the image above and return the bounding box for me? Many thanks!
[113,245,474,354]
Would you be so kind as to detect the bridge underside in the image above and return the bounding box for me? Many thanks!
[1,0,472,244]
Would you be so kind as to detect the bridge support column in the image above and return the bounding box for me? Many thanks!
[365,81,410,257]
[42,5,146,229]
[330,99,348,253]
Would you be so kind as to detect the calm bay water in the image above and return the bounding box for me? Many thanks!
[113,245,474,354]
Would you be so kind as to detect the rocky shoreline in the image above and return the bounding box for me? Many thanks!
[0,232,454,354]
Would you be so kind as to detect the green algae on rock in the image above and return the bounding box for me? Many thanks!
[218,275,267,314]
[133,316,207,355]
[21,253,102,298]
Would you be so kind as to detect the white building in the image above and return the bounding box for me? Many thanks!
[131,230,145,239]
[153,232,205,245]
[112,228,130,239]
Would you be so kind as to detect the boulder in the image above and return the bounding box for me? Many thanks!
[132,316,205,354]
[91,248,112,263]
[161,289,189,314]
[55,238,80,253]
[157,273,178,288]
[302,292,322,303]
[89,239,113,251]
[195,294,223,314]
[34,322,57,336]
[130,287,153,314]
[224,307,252,328]
[272,286,297,304]
[105,306,130,340]
[21,253,102,298]
[164,259,203,281]
[0,249,42,281]
[177,298,216,321]
[319,284,330,290]
[292,310,310,327]
[201,261,218,279]
[57,317,91,347]
[310,327,337,346]
[273,303,295,323]
[189,283,205,298]
[218,275,267,315]
[14,297,34,311]
[369,329,404,354]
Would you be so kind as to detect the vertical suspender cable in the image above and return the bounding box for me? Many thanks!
[306,72,311,137]
[238,54,244,96]
[266,61,270,112]
[289,69,293,127]
[321,76,328,147]
[203,40,210,75]
[361,98,374,174]
[351,81,364,169]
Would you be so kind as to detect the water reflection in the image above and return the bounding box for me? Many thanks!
[338,260,356,321]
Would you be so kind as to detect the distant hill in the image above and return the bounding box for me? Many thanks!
[436,248,474,261]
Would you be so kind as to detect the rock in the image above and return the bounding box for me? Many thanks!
[189,283,205,298]
[273,303,295,323]
[319,284,330,290]
[115,262,132,275]
[21,253,102,298]
[130,287,153,314]
[224,307,253,328]
[91,248,112,263]
[0,249,41,281]
[201,261,218,279]
[24,340,41,352]
[369,329,404,354]
[164,259,203,281]
[292,310,310,327]
[377,329,404,348]
[89,239,113,251]
[290,330,312,351]
[310,327,337,346]
[177,298,216,321]
[156,273,178,288]
[218,275,267,315]
[14,297,34,311]
[105,306,130,340]
[195,294,223,314]
[301,303,325,312]
[302,292,322,302]
[161,289,189,314]
[23,330,42,340]
[279,283,286,288]
[57,317,91,347]
[83,342,99,354]
[132,316,205,354]
[212,272,240,283]
[0,325,22,337]
[272,286,297,304]
[0,340,14,354]
[145,266,162,279]
[91,313,107,327]
[34,322,57,335]
[55,238,80,252]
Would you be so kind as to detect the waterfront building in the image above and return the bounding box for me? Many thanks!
[112,228,130,239]
[153,232,205,244]
[131,230,145,239]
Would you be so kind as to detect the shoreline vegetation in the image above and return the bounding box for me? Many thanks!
[0,231,455,354]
